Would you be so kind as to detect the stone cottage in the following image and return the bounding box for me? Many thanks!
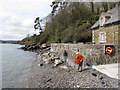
[91,5,120,45]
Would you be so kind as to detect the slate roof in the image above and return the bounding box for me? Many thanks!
[91,20,99,29]
[91,5,120,29]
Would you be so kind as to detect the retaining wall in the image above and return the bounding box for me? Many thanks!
[51,43,119,67]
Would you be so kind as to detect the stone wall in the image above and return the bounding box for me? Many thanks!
[51,43,119,67]
[93,24,120,44]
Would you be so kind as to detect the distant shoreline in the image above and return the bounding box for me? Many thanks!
[0,40,21,44]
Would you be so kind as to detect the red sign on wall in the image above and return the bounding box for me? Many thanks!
[105,45,114,55]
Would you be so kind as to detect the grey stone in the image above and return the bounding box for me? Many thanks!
[40,63,43,66]
[43,77,52,83]
[92,73,97,77]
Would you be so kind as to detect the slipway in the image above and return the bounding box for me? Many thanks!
[92,63,119,79]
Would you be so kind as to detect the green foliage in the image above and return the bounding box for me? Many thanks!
[43,2,94,43]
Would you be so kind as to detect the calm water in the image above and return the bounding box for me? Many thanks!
[0,43,35,88]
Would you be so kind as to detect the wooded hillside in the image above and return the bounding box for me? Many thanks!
[21,2,117,45]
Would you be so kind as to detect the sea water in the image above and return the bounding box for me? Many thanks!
[0,43,35,88]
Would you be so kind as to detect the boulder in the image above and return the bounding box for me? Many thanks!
[43,57,53,64]
[92,73,97,77]
[37,54,41,56]
[76,84,80,88]
[43,52,50,56]
[43,59,50,64]
[51,56,59,61]
[54,59,63,67]
[59,65,68,70]
[38,64,40,66]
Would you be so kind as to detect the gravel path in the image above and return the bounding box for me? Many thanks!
[25,54,118,88]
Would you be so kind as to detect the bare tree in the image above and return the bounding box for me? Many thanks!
[34,17,42,33]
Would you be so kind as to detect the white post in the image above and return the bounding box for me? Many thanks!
[92,30,95,43]
[112,23,115,44]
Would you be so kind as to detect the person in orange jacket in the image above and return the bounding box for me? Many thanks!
[74,49,84,72]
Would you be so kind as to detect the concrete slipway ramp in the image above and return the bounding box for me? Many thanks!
[92,63,119,79]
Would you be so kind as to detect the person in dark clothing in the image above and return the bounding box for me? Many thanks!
[63,50,68,62]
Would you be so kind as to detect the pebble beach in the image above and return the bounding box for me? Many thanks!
[19,49,119,88]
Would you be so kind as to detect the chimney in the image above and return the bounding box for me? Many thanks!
[101,11,105,17]
[118,1,120,6]
[100,7,105,15]
[115,1,120,7]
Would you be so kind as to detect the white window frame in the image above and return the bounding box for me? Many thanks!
[99,32,106,43]
[99,16,105,26]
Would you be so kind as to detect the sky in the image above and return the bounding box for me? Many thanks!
[0,0,118,40]
[0,0,53,40]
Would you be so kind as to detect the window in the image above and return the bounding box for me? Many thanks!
[99,16,105,26]
[99,32,106,43]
